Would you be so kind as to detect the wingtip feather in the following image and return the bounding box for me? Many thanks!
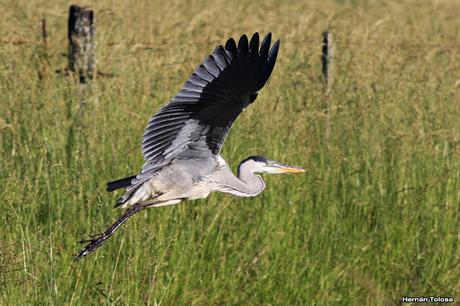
[249,32,260,54]
[225,38,238,55]
[259,33,272,59]
[269,39,281,59]
[238,34,249,55]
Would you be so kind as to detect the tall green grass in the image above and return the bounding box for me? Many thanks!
[1,0,459,304]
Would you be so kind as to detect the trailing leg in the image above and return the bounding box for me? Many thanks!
[74,202,147,261]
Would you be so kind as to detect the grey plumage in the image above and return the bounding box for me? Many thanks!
[115,32,280,207]
[75,33,304,261]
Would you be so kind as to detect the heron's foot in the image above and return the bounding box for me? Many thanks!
[78,233,103,243]
[74,233,109,262]
[73,203,147,262]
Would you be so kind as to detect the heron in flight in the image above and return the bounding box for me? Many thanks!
[75,33,304,261]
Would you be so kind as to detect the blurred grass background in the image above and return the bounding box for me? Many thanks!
[1,0,459,304]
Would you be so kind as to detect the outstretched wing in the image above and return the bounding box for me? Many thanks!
[141,33,280,173]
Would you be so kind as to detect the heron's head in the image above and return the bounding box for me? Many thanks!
[240,156,305,175]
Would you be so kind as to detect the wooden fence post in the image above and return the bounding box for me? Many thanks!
[322,31,333,93]
[68,5,96,84]
[321,31,333,139]
[65,5,95,164]
[42,18,48,46]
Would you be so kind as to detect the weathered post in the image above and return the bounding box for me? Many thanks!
[321,31,333,138]
[65,5,95,164]
[68,5,96,83]
[42,18,48,46]
[37,17,50,81]
[322,31,333,92]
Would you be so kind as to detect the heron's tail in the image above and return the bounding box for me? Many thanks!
[114,183,151,209]
[108,174,153,208]
[106,175,136,192]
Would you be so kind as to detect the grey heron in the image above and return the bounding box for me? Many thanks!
[75,33,304,261]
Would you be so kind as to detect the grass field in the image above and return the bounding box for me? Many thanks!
[1,0,459,304]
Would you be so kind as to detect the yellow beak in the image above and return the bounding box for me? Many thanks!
[278,166,305,173]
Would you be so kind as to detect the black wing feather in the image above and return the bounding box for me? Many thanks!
[141,33,280,172]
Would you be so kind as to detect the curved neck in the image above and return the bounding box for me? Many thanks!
[233,159,265,197]
[208,157,266,197]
